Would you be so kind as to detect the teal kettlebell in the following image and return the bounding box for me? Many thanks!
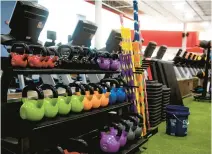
[20,85,44,121]
[68,83,84,113]
[40,84,59,118]
[55,84,72,115]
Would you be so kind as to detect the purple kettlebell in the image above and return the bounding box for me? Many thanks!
[100,132,120,153]
[97,57,110,70]
[110,59,120,71]
[109,127,127,147]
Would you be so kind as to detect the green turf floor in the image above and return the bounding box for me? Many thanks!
[140,97,211,154]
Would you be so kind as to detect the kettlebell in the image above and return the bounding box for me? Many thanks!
[28,45,47,68]
[20,85,44,121]
[10,43,29,67]
[128,116,142,138]
[40,84,59,118]
[99,83,110,107]
[88,83,103,109]
[55,84,72,115]
[69,83,84,112]
[81,84,94,111]
[100,79,119,105]
[120,119,136,141]
[110,53,120,71]
[97,52,110,70]
[115,78,127,103]
[109,123,128,147]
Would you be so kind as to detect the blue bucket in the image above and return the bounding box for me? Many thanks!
[166,105,190,137]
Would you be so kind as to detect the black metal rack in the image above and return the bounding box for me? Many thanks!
[1,61,158,154]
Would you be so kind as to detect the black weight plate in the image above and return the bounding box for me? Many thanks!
[163,102,170,106]
[146,80,158,84]
[147,94,163,99]
[162,91,171,95]
[149,110,162,116]
[163,95,171,100]
[148,104,161,110]
[150,118,161,126]
[146,87,163,91]
[146,82,163,87]
[146,90,163,94]
[148,100,162,105]
[146,85,163,89]
[148,102,162,108]
[148,97,162,102]
[149,114,161,121]
[162,87,171,91]
[163,98,170,102]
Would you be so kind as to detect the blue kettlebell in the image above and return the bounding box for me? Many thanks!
[100,79,119,105]
[115,78,127,103]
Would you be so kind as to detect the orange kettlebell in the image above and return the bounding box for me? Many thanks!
[88,83,102,109]
[100,83,110,107]
[81,84,94,111]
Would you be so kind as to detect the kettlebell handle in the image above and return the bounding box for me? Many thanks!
[11,43,29,54]
[111,122,122,136]
[57,45,72,57]
[22,85,44,99]
[119,119,130,131]
[68,82,86,95]
[88,83,103,94]
[28,45,47,57]
[39,84,58,98]
[100,83,111,92]
[100,79,120,88]
[55,84,72,96]
[82,84,94,95]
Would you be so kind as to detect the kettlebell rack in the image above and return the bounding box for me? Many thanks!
[1,58,158,154]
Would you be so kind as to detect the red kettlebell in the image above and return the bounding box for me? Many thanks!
[28,45,47,68]
[10,43,29,67]
[46,47,59,68]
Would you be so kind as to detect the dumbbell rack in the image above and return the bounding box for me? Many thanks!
[1,57,158,154]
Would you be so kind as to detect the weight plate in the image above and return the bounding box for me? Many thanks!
[149,110,162,117]
[147,93,163,98]
[148,102,162,108]
[149,114,161,121]
[163,97,170,101]
[146,87,163,91]
[163,91,171,95]
[146,84,163,89]
[163,95,171,99]
[146,80,158,84]
[147,90,163,95]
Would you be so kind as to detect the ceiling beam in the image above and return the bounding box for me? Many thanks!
[186,0,204,21]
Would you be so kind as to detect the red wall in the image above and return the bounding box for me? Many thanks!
[131,30,199,48]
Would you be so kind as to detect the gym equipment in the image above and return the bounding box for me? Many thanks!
[68,83,84,112]
[40,84,59,118]
[81,84,94,110]
[88,83,102,109]
[105,30,122,53]
[109,124,128,147]
[55,84,72,115]
[98,83,110,107]
[194,40,211,101]
[10,43,28,67]
[28,45,47,68]
[1,1,49,45]
[110,53,120,71]
[100,130,121,153]
[100,79,119,105]
[44,30,56,47]
[97,52,110,70]
[45,47,59,68]
[69,20,97,47]
[20,85,44,121]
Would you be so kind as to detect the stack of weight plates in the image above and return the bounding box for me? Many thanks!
[161,85,171,121]
[146,80,163,127]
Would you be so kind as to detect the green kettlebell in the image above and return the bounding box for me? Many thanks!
[68,83,84,113]
[20,85,44,121]
[40,84,59,118]
[55,84,72,115]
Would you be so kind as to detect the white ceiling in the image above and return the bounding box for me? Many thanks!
[103,0,211,23]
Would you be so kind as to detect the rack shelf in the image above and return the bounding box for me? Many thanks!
[12,68,120,75]
[2,102,133,138]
